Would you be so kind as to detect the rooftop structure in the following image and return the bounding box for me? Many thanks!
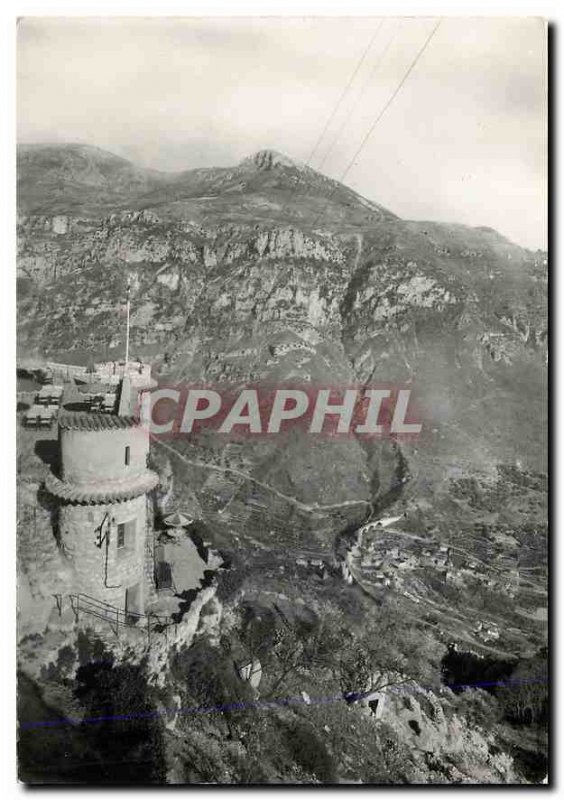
[57,412,139,431]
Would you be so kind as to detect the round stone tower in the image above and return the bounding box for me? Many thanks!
[45,411,159,615]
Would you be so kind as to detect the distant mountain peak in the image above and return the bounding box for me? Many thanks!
[240,149,304,172]
[18,141,132,164]
[17,142,394,221]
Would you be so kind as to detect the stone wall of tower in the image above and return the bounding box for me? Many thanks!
[144,501,157,607]
[59,495,147,611]
[60,426,149,485]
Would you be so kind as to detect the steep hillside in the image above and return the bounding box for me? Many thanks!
[16,143,548,784]
[17,145,547,516]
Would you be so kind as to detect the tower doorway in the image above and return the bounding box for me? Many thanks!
[125,582,142,624]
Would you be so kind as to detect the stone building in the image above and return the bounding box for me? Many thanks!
[45,378,159,617]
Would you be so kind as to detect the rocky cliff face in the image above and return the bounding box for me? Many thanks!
[17,144,547,524]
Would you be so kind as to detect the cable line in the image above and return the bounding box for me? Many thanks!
[312,18,442,229]
[305,20,385,168]
[278,20,384,217]
[315,21,398,174]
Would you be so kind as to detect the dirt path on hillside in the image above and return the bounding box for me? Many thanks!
[154,438,371,516]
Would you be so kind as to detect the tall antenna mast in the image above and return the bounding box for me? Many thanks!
[124,275,131,376]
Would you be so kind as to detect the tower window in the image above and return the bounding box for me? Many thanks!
[117,520,136,552]
[117,523,126,549]
[125,446,130,466]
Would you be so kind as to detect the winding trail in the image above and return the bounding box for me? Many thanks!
[153,437,371,516]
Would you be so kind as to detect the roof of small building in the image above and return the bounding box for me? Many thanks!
[58,412,140,432]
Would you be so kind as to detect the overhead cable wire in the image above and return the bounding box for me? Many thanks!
[278,20,384,218]
[315,21,398,174]
[312,18,442,229]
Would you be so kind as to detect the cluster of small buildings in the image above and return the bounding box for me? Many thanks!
[357,539,450,589]
[443,551,519,597]
[357,534,520,599]
[348,513,521,600]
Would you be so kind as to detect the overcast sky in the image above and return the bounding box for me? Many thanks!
[17,16,546,249]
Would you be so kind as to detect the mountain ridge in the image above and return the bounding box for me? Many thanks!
[17,143,396,223]
[17,142,547,513]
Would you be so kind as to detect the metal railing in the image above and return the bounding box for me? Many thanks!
[68,592,173,644]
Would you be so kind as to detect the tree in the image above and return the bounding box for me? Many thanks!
[73,660,166,783]
[263,613,345,697]
[497,649,548,726]
[336,604,441,699]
